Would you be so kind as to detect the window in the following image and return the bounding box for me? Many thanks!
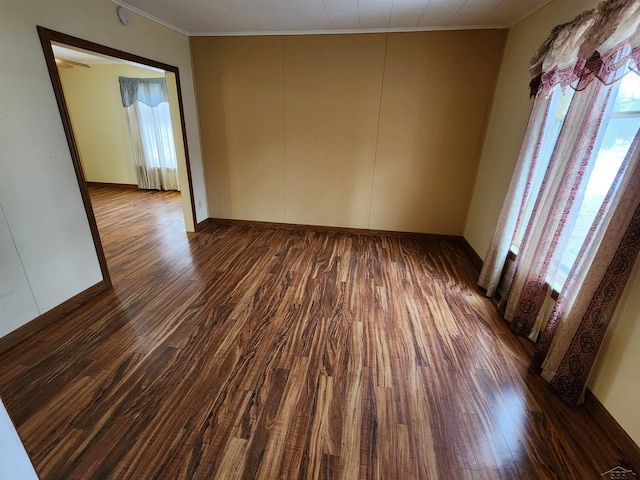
[510,72,640,291]
[511,84,574,253]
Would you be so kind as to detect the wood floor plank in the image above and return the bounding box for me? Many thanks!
[0,185,633,479]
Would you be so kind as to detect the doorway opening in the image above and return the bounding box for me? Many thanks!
[37,27,197,288]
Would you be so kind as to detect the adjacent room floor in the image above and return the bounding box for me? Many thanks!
[0,186,629,479]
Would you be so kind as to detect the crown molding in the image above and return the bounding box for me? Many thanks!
[189,24,506,37]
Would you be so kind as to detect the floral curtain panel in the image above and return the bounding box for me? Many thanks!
[502,80,615,337]
[477,95,552,297]
[529,0,640,97]
[535,131,640,404]
[479,0,640,405]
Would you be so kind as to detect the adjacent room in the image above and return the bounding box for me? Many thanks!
[1,0,639,478]
[52,43,195,269]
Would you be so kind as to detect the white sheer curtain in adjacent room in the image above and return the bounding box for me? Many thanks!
[119,77,179,191]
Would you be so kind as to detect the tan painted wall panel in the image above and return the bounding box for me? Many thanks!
[192,31,505,233]
[284,34,386,228]
[191,36,285,223]
[371,31,505,234]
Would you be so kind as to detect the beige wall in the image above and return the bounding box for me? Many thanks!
[463,0,640,445]
[284,34,386,229]
[59,63,164,185]
[589,258,640,445]
[372,31,504,233]
[193,36,286,223]
[0,0,206,340]
[191,30,506,234]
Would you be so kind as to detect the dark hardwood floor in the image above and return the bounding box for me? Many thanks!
[0,185,631,479]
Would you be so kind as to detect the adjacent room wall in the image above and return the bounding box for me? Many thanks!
[59,63,164,185]
[0,0,206,340]
[191,30,506,234]
[463,0,640,446]
[166,71,195,232]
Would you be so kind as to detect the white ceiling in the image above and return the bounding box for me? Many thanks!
[112,0,553,36]
[52,44,122,64]
[52,44,163,71]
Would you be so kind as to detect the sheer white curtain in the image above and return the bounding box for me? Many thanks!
[119,77,179,191]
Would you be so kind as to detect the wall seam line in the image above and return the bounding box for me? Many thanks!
[282,35,287,223]
[367,32,389,230]
[0,201,41,315]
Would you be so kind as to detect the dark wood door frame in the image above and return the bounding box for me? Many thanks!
[37,26,199,289]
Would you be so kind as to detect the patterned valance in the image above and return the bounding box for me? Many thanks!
[119,77,168,108]
[529,0,640,97]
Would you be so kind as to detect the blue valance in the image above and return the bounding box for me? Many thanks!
[119,77,168,108]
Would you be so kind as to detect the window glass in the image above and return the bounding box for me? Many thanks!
[553,73,640,289]
[613,73,640,112]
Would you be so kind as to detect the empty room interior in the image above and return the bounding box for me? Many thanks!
[1,0,640,478]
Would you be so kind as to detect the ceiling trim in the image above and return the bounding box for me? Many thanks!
[110,0,509,37]
[110,0,189,36]
[110,0,532,37]
[189,24,507,37]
